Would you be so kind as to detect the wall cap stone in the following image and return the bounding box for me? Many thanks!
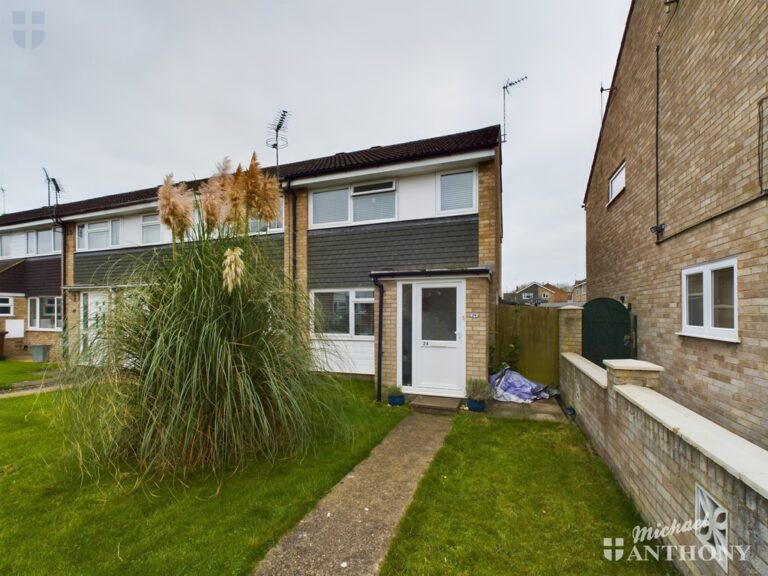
[616,385,768,501]
[559,305,583,311]
[603,359,664,372]
[561,352,607,389]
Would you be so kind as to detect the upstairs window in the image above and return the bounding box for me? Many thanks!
[312,188,349,226]
[24,227,62,256]
[608,162,626,203]
[439,170,475,213]
[681,258,738,342]
[0,235,12,257]
[248,195,285,233]
[77,220,121,250]
[141,214,161,244]
[351,181,396,222]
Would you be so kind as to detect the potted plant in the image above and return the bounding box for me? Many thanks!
[387,385,405,406]
[466,378,492,412]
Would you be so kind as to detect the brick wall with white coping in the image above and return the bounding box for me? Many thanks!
[558,308,768,575]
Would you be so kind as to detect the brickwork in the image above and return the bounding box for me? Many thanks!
[558,306,583,355]
[374,280,397,390]
[1,296,62,360]
[585,1,768,447]
[560,353,768,575]
[465,277,490,381]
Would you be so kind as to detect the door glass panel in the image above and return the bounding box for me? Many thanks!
[402,284,412,386]
[686,273,704,327]
[354,302,374,336]
[421,287,456,341]
[712,267,734,328]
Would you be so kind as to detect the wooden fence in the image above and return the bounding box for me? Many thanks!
[495,304,560,386]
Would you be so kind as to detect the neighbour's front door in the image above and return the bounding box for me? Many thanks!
[407,280,466,397]
[80,291,109,357]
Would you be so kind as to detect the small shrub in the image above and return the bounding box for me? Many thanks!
[387,385,404,398]
[466,378,492,401]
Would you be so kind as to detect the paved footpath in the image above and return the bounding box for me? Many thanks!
[253,413,452,576]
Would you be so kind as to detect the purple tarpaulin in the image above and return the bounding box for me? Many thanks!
[490,367,557,403]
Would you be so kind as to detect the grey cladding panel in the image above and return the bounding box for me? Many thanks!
[308,215,478,288]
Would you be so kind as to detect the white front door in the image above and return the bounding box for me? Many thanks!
[403,280,466,397]
[80,290,109,357]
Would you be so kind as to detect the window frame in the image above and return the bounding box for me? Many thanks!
[22,227,62,257]
[0,295,14,317]
[76,219,122,251]
[248,194,285,235]
[310,288,375,340]
[27,296,63,331]
[437,168,478,215]
[140,213,162,246]
[309,180,398,229]
[607,162,626,205]
[679,257,739,343]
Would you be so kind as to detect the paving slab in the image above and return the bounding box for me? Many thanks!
[252,413,452,576]
[408,395,461,415]
[486,397,567,422]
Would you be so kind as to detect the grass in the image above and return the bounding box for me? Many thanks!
[0,379,406,575]
[0,360,55,390]
[380,414,677,576]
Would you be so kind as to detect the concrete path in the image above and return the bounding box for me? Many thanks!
[252,413,453,576]
[486,397,567,422]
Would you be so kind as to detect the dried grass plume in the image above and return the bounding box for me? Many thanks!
[222,247,245,294]
[157,174,193,241]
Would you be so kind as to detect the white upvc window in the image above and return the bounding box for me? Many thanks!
[0,235,12,258]
[680,258,738,342]
[0,296,13,316]
[438,170,476,214]
[77,220,121,250]
[311,289,374,338]
[28,296,62,331]
[310,181,397,227]
[25,227,62,256]
[141,214,161,244]
[608,162,626,204]
[248,195,285,234]
[522,293,532,300]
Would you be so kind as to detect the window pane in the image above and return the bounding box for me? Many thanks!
[53,227,63,252]
[88,230,109,250]
[249,218,268,234]
[55,297,62,329]
[355,290,374,299]
[110,220,120,245]
[402,284,412,386]
[0,297,11,315]
[353,181,394,194]
[440,172,473,211]
[269,196,284,229]
[37,229,52,253]
[421,287,457,341]
[142,214,159,224]
[39,297,57,329]
[686,273,704,327]
[28,299,38,328]
[609,164,626,201]
[354,302,374,336]
[26,231,37,254]
[142,224,161,244]
[312,189,348,224]
[314,292,350,334]
[712,267,735,328]
[353,191,395,222]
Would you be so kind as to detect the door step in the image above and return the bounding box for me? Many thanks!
[408,395,461,416]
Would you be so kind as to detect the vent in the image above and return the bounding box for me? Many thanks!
[695,484,728,571]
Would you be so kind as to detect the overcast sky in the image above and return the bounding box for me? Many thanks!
[0,0,629,291]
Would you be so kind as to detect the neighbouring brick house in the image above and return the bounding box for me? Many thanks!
[584,1,767,448]
[509,282,567,305]
[0,125,502,400]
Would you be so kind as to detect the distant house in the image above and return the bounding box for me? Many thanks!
[571,279,586,304]
[510,282,567,306]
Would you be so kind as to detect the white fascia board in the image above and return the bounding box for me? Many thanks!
[286,149,495,188]
[60,201,159,222]
[0,218,58,232]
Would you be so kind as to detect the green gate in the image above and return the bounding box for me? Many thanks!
[582,298,632,367]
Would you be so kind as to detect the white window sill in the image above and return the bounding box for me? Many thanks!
[311,333,374,342]
[606,187,625,207]
[676,331,741,344]
[27,328,62,333]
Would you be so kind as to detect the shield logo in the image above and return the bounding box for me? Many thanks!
[603,537,624,561]
[12,11,45,49]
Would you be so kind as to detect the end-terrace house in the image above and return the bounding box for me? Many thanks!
[584,1,767,448]
[0,125,502,400]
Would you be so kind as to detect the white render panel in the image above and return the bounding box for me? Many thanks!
[397,172,437,221]
[312,338,374,375]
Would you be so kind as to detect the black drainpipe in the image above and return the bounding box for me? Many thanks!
[287,181,297,285]
[372,276,385,402]
[51,207,67,343]
[652,43,666,241]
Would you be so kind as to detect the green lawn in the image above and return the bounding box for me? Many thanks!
[380,415,677,576]
[0,379,406,575]
[0,360,55,390]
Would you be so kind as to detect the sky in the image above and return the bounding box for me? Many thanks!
[0,0,630,292]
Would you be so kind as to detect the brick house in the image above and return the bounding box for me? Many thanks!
[570,279,586,304]
[0,125,502,400]
[510,282,567,305]
[584,1,767,448]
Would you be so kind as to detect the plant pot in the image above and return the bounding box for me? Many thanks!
[388,394,405,406]
[467,399,486,412]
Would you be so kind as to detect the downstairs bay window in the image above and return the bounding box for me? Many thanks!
[312,289,374,337]
[28,296,62,330]
[680,258,738,342]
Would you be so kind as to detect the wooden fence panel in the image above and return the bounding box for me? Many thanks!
[495,304,560,386]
